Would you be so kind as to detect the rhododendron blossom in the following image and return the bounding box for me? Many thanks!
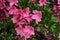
[6,6,17,15]
[25,14,32,23]
[52,5,57,11]
[32,10,42,24]
[0,0,6,9]
[11,7,33,25]
[7,0,18,6]
[22,7,30,18]
[15,25,24,36]
[15,25,34,40]
[24,26,35,38]
[38,0,47,6]
[57,5,60,10]
[16,19,27,25]
[58,0,60,5]
[56,17,60,22]
[0,0,59,40]
[11,16,19,23]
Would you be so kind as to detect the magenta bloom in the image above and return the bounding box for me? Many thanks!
[56,17,60,22]
[46,34,54,40]
[6,6,17,15]
[15,25,35,40]
[57,5,60,10]
[11,7,33,25]
[0,0,6,9]
[52,5,57,11]
[7,0,18,6]
[15,25,24,36]
[16,19,27,25]
[58,0,60,5]
[32,10,42,24]
[24,26,35,38]
[11,15,19,23]
[38,0,47,6]
[22,7,33,23]
[25,14,32,23]
[22,7,30,18]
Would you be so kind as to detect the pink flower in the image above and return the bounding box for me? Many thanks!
[24,26,35,38]
[25,14,32,23]
[0,0,6,9]
[54,12,59,17]
[30,0,36,3]
[52,5,57,11]
[32,10,42,24]
[11,9,22,24]
[11,7,32,25]
[7,0,18,6]
[56,17,60,22]
[22,7,30,18]
[11,9,23,24]
[57,5,60,10]
[11,16,18,23]
[22,7,33,23]
[6,6,17,15]
[58,0,60,5]
[15,25,35,39]
[38,0,47,6]
[15,25,24,36]
[46,34,54,40]
[16,19,27,25]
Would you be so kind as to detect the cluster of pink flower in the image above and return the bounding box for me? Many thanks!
[9,6,42,40]
[15,25,35,40]
[0,0,43,40]
[52,0,60,22]
[11,7,42,25]
[1,0,60,40]
[0,0,18,9]
[0,0,18,24]
[30,0,47,6]
[11,7,42,40]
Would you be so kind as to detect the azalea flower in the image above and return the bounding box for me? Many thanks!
[52,5,57,11]
[57,5,60,10]
[38,0,47,6]
[11,7,32,25]
[46,34,54,40]
[15,25,35,40]
[16,19,27,25]
[32,10,42,24]
[25,14,32,23]
[58,0,60,5]
[22,7,30,18]
[24,26,35,38]
[7,0,18,6]
[6,6,17,15]
[56,17,60,22]
[0,0,6,9]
